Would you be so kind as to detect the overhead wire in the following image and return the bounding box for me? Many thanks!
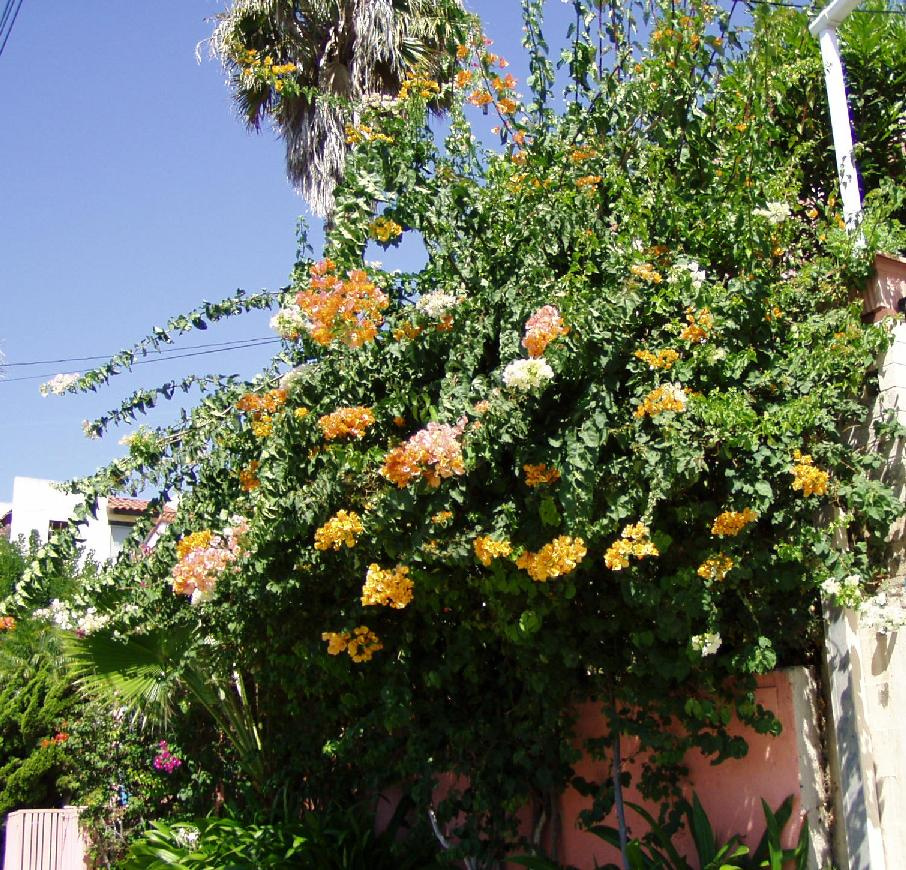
[0,337,282,384]
[744,0,906,11]
[3,336,279,368]
[0,0,24,59]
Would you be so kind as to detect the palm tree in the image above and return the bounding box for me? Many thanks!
[209,0,469,216]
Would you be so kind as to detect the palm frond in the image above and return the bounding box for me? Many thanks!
[63,626,195,726]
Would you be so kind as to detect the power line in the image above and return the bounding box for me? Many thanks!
[0,0,24,59]
[3,336,278,368]
[0,0,18,39]
[0,338,282,384]
[745,0,906,11]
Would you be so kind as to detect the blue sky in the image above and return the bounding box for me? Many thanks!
[0,1,573,502]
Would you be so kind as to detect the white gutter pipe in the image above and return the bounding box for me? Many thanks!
[809,0,864,232]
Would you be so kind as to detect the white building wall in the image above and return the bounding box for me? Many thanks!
[8,477,117,563]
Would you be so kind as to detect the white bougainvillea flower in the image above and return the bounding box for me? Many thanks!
[691,631,722,656]
[753,201,791,225]
[501,358,554,392]
[40,372,80,396]
[415,290,463,319]
[668,258,706,289]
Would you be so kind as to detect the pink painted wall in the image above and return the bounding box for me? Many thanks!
[379,672,804,869]
[555,672,802,868]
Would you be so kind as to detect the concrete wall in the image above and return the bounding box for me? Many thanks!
[821,283,906,868]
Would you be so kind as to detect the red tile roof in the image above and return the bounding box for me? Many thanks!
[107,496,150,514]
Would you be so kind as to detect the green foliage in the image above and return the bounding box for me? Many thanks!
[18,1,906,865]
[0,538,80,818]
[585,793,808,870]
[0,657,73,818]
[0,539,206,865]
[119,803,443,870]
[0,537,27,600]
[56,703,210,868]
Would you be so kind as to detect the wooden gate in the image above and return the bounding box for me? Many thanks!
[3,808,84,870]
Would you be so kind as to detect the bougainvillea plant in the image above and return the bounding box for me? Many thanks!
[8,1,906,865]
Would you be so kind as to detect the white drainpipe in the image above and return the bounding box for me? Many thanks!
[809,0,864,232]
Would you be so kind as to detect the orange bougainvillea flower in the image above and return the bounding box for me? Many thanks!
[604,523,659,570]
[711,508,757,537]
[522,305,569,358]
[517,536,587,581]
[381,419,467,488]
[680,307,713,343]
[296,259,388,348]
[523,463,561,487]
[238,461,260,492]
[236,389,287,416]
[474,535,513,566]
[318,406,376,440]
[322,626,382,662]
[314,510,364,551]
[634,348,679,370]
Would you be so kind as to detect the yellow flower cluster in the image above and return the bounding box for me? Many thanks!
[680,307,713,343]
[370,216,404,242]
[635,384,687,419]
[318,406,376,440]
[314,510,364,551]
[344,123,393,145]
[711,508,758,537]
[431,511,454,525]
[393,321,423,341]
[634,348,679,370]
[604,523,659,570]
[630,263,663,283]
[0,616,16,632]
[236,389,287,439]
[294,407,309,420]
[361,564,414,609]
[239,461,260,492]
[399,71,441,100]
[296,259,389,348]
[697,554,734,581]
[523,463,561,487]
[238,50,296,90]
[517,536,587,581]
[251,417,273,438]
[474,535,513,566]
[177,530,213,560]
[322,626,383,662]
[791,451,829,497]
